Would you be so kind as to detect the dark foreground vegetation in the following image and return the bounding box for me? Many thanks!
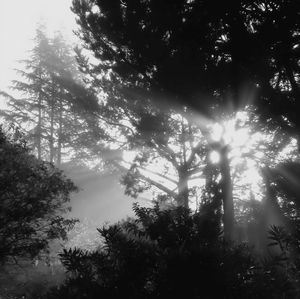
[46,204,300,299]
[0,127,77,298]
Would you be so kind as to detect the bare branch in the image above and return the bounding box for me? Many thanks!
[122,160,178,185]
[113,161,177,198]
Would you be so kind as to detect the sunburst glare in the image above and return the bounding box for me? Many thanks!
[210,110,265,201]
[119,107,298,209]
[210,151,221,164]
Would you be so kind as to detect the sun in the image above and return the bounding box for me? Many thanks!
[211,111,251,147]
[210,110,265,201]
[210,151,221,164]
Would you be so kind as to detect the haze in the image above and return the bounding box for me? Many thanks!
[0,0,135,226]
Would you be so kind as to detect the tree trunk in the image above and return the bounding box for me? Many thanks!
[37,94,42,160]
[177,169,189,208]
[176,120,189,208]
[219,145,234,241]
[259,167,287,253]
[49,98,55,164]
[57,100,63,167]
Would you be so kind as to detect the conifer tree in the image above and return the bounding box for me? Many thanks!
[0,26,97,166]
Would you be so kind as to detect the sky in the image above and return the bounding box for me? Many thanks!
[0,0,77,103]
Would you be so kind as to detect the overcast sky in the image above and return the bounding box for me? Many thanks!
[0,0,77,107]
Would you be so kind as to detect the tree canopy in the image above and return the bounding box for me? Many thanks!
[72,0,299,128]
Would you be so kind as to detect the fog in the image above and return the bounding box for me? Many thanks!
[64,166,135,224]
[0,0,299,298]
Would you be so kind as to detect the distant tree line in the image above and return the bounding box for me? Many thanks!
[0,25,99,166]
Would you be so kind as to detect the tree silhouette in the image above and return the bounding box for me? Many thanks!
[71,0,299,115]
[45,203,299,299]
[70,0,300,241]
[0,125,78,263]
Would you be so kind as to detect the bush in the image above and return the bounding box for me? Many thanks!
[0,126,78,298]
[0,126,78,263]
[45,203,299,299]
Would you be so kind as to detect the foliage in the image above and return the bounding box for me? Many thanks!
[0,25,99,165]
[71,0,300,131]
[0,125,78,263]
[265,225,300,298]
[65,218,102,252]
[45,204,299,299]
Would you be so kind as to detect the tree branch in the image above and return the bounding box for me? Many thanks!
[113,161,177,198]
[122,160,178,185]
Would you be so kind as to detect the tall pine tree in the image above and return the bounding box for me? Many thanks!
[0,25,97,166]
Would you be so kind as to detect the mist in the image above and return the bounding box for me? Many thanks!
[64,164,135,224]
[0,0,300,298]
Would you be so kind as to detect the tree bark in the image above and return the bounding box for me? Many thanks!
[57,100,63,166]
[37,93,42,160]
[49,97,55,164]
[177,169,189,208]
[219,145,234,241]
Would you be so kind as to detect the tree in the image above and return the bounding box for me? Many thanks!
[0,25,99,166]
[0,125,78,263]
[0,25,52,160]
[71,0,299,117]
[71,0,300,242]
[118,111,209,208]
